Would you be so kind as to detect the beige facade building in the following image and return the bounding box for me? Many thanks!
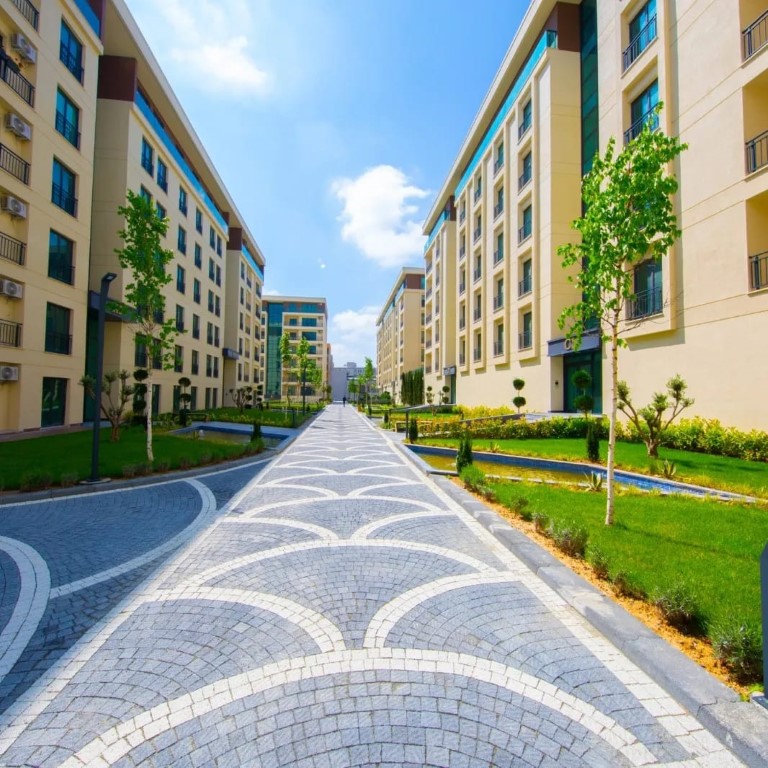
[376,267,425,402]
[423,0,768,430]
[0,0,102,431]
[0,0,265,432]
[262,295,328,402]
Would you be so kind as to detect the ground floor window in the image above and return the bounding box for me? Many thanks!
[41,377,67,427]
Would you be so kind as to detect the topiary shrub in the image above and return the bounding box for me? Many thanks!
[456,433,473,474]
[407,417,418,444]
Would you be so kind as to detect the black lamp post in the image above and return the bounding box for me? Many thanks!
[88,272,117,483]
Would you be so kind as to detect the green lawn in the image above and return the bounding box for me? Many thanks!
[422,437,768,496]
[0,426,251,490]
[492,480,768,638]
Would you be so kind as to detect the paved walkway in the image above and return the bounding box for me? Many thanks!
[0,405,751,766]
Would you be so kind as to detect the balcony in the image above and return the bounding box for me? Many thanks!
[473,227,482,243]
[459,352,466,366]
[518,170,532,191]
[425,365,432,374]
[746,130,768,174]
[518,330,532,350]
[518,116,531,141]
[473,348,482,362]
[518,224,532,244]
[622,15,657,71]
[750,251,768,290]
[473,266,482,283]
[743,10,768,60]
[459,280,466,295]
[493,249,504,265]
[473,187,482,204]
[45,331,72,355]
[12,0,39,29]
[0,318,21,347]
[493,202,504,219]
[459,317,466,330]
[624,106,659,144]
[518,275,532,297]
[425,260,432,274]
[0,144,30,184]
[459,209,466,224]
[494,157,504,175]
[493,340,504,356]
[459,244,466,260]
[493,295,504,311]
[626,285,663,319]
[52,184,78,216]
[473,307,482,321]
[425,339,432,349]
[426,287,433,299]
[48,260,74,285]
[55,111,81,149]
[425,313,432,324]
[60,44,84,82]
[0,232,25,265]
[0,59,34,106]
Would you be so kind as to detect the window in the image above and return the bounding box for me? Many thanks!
[60,21,83,81]
[55,89,80,148]
[156,202,166,220]
[628,260,663,319]
[179,187,188,215]
[494,233,504,264]
[41,378,67,428]
[207,322,214,345]
[135,340,148,368]
[624,0,657,71]
[215,265,221,287]
[473,175,482,203]
[176,265,186,293]
[194,243,202,268]
[474,214,482,243]
[213,359,219,378]
[209,226,216,249]
[192,314,200,339]
[474,331,482,361]
[494,278,504,311]
[190,385,198,410]
[177,226,187,254]
[216,235,222,256]
[140,186,152,204]
[494,324,505,356]
[214,326,220,347]
[205,386,211,407]
[193,278,201,304]
[174,345,184,373]
[519,259,532,297]
[208,258,215,281]
[191,352,199,376]
[494,142,504,173]
[208,290,214,312]
[520,311,533,350]
[519,100,532,139]
[48,230,74,285]
[626,80,659,144]
[45,303,72,354]
[240,286,244,306]
[518,205,532,243]
[175,304,185,332]
[157,158,168,192]
[195,208,203,234]
[215,295,221,317]
[52,159,77,216]
[494,187,504,218]
[141,138,154,175]
[519,152,532,190]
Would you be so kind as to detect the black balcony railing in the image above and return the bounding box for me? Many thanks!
[493,295,504,311]
[473,307,482,321]
[473,227,482,243]
[0,59,34,106]
[0,144,29,184]
[473,187,482,203]
[0,232,25,265]
[518,275,532,297]
[746,130,768,174]
[518,116,532,140]
[518,171,532,191]
[494,157,504,175]
[743,11,768,60]
[60,44,83,82]
[48,260,74,285]
[624,106,659,144]
[52,184,77,216]
[494,202,504,219]
[627,285,663,319]
[622,16,657,71]
[0,318,21,347]
[749,251,768,290]
[493,249,503,265]
[12,0,39,29]
[459,209,466,223]
[473,348,482,361]
[473,267,482,282]
[459,318,466,330]
[518,330,532,350]
[493,340,504,356]
[459,245,466,260]
[459,353,466,365]
[45,331,72,355]
[518,224,532,243]
[459,281,466,295]
[55,110,80,149]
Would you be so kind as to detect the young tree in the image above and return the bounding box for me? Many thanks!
[557,106,686,525]
[80,370,134,442]
[229,386,253,413]
[362,357,375,408]
[347,379,358,405]
[294,337,315,413]
[618,375,693,458]
[115,190,178,462]
[279,332,292,404]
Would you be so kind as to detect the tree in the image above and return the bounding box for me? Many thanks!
[80,370,134,442]
[229,386,253,414]
[347,378,358,405]
[572,369,599,462]
[512,378,526,413]
[362,357,375,408]
[425,385,435,413]
[618,375,693,458]
[115,190,178,462]
[295,337,314,413]
[557,105,687,525]
[279,332,292,404]
[441,386,451,406]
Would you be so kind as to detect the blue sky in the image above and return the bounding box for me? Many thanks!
[124,0,529,364]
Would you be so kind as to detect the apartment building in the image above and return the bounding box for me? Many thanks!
[262,295,328,401]
[423,0,768,430]
[376,267,425,402]
[0,0,102,431]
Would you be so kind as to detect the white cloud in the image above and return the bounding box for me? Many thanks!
[330,306,379,365]
[127,0,270,97]
[263,287,281,296]
[331,165,429,269]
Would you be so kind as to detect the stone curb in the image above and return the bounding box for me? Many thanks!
[394,440,768,768]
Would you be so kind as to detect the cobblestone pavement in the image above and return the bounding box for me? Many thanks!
[0,406,745,766]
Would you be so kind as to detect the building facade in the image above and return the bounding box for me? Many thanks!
[422,0,768,430]
[375,267,425,402]
[0,0,266,433]
[262,295,328,402]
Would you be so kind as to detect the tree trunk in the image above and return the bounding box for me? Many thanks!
[146,371,154,463]
[605,314,619,526]
[647,441,659,458]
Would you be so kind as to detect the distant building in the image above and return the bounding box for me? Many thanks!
[330,362,371,401]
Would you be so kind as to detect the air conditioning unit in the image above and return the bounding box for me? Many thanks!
[10,34,37,64]
[0,366,19,382]
[5,113,31,141]
[1,196,27,218]
[0,279,23,298]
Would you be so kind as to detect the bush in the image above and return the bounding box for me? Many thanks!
[532,511,550,534]
[456,433,473,473]
[249,437,265,453]
[19,470,53,492]
[549,519,589,558]
[587,546,610,580]
[460,464,486,492]
[408,418,418,444]
[134,462,151,476]
[710,616,763,682]
[511,496,531,521]
[586,421,600,463]
[383,410,390,426]
[59,472,79,488]
[611,570,647,600]
[155,459,171,472]
[652,581,702,632]
[198,453,213,466]
[122,464,137,478]
[178,456,192,470]
[252,420,262,440]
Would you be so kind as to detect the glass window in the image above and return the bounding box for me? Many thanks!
[176,264,185,293]
[193,278,201,304]
[174,345,183,373]
[156,203,166,221]
[519,100,532,138]
[45,303,72,354]
[48,230,74,285]
[192,314,200,339]
[626,0,657,70]
[179,187,188,215]
[140,186,152,204]
[55,89,80,148]
[191,353,199,377]
[60,21,83,81]
[175,304,185,331]
[141,138,154,175]
[208,258,215,281]
[209,226,216,248]
[194,243,202,268]
[41,377,68,427]
[52,159,77,216]
[157,158,168,192]
[195,208,203,234]
[177,226,187,254]
[216,234,222,256]
[627,81,659,142]
[629,260,663,318]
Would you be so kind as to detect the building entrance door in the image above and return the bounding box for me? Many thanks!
[563,350,602,414]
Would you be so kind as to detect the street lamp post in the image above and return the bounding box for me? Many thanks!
[88,272,117,483]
